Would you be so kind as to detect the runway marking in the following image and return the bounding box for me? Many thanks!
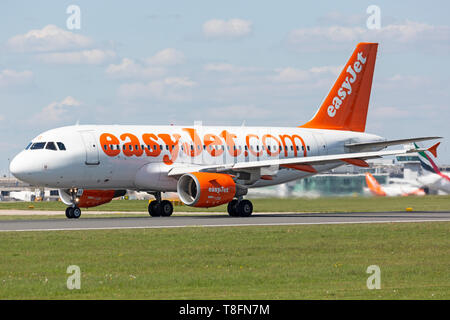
[1,218,450,232]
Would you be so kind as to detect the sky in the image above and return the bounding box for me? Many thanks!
[1,0,450,176]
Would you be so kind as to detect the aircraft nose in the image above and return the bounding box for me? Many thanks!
[9,152,30,180]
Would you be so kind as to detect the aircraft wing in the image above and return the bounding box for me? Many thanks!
[167,147,422,177]
[345,136,442,151]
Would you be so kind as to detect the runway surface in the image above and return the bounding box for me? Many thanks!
[0,211,450,232]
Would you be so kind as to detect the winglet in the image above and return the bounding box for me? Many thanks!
[427,142,440,158]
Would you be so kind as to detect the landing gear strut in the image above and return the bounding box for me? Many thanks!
[227,198,253,217]
[65,188,82,219]
[148,192,173,217]
[65,206,81,219]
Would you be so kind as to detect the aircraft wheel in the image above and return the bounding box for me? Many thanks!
[227,200,239,217]
[148,200,161,217]
[160,200,173,217]
[72,207,82,219]
[65,207,74,219]
[236,200,253,217]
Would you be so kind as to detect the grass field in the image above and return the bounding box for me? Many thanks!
[1,195,450,215]
[0,222,448,299]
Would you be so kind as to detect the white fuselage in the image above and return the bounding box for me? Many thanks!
[10,125,384,191]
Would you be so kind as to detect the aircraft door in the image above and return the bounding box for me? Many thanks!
[79,131,100,165]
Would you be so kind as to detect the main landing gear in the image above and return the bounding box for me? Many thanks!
[227,198,253,217]
[65,206,81,219]
[148,192,173,217]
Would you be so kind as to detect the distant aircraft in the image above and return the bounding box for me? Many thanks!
[9,42,441,218]
[365,172,426,197]
[416,143,450,194]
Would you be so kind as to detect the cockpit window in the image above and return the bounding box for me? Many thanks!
[30,142,46,150]
[57,142,66,150]
[45,142,57,151]
[25,142,32,150]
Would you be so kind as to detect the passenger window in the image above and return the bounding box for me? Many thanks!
[56,142,66,150]
[30,142,46,150]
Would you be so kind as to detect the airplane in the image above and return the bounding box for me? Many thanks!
[364,172,426,197]
[9,42,442,219]
[416,143,450,194]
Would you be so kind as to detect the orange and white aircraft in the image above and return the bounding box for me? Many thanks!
[9,43,442,218]
[365,173,426,197]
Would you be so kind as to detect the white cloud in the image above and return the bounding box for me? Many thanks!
[272,65,341,83]
[145,48,185,66]
[106,58,166,79]
[7,25,92,53]
[207,105,271,119]
[32,96,81,123]
[105,48,184,79]
[118,77,196,101]
[0,69,33,87]
[288,21,450,52]
[203,63,259,74]
[203,19,252,39]
[370,106,410,118]
[37,49,116,65]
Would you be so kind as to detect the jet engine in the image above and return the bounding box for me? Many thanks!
[177,172,246,208]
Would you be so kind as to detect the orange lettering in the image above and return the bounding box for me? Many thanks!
[204,133,224,157]
[158,133,181,165]
[99,133,120,157]
[120,133,143,157]
[246,134,263,157]
[182,128,202,157]
[142,133,161,157]
[279,134,307,157]
[220,130,241,157]
[262,134,281,156]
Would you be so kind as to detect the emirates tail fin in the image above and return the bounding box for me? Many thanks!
[301,42,378,132]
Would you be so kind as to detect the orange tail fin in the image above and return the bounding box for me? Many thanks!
[301,42,378,132]
[365,173,386,196]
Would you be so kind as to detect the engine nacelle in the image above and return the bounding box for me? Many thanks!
[177,172,239,208]
[59,189,126,208]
